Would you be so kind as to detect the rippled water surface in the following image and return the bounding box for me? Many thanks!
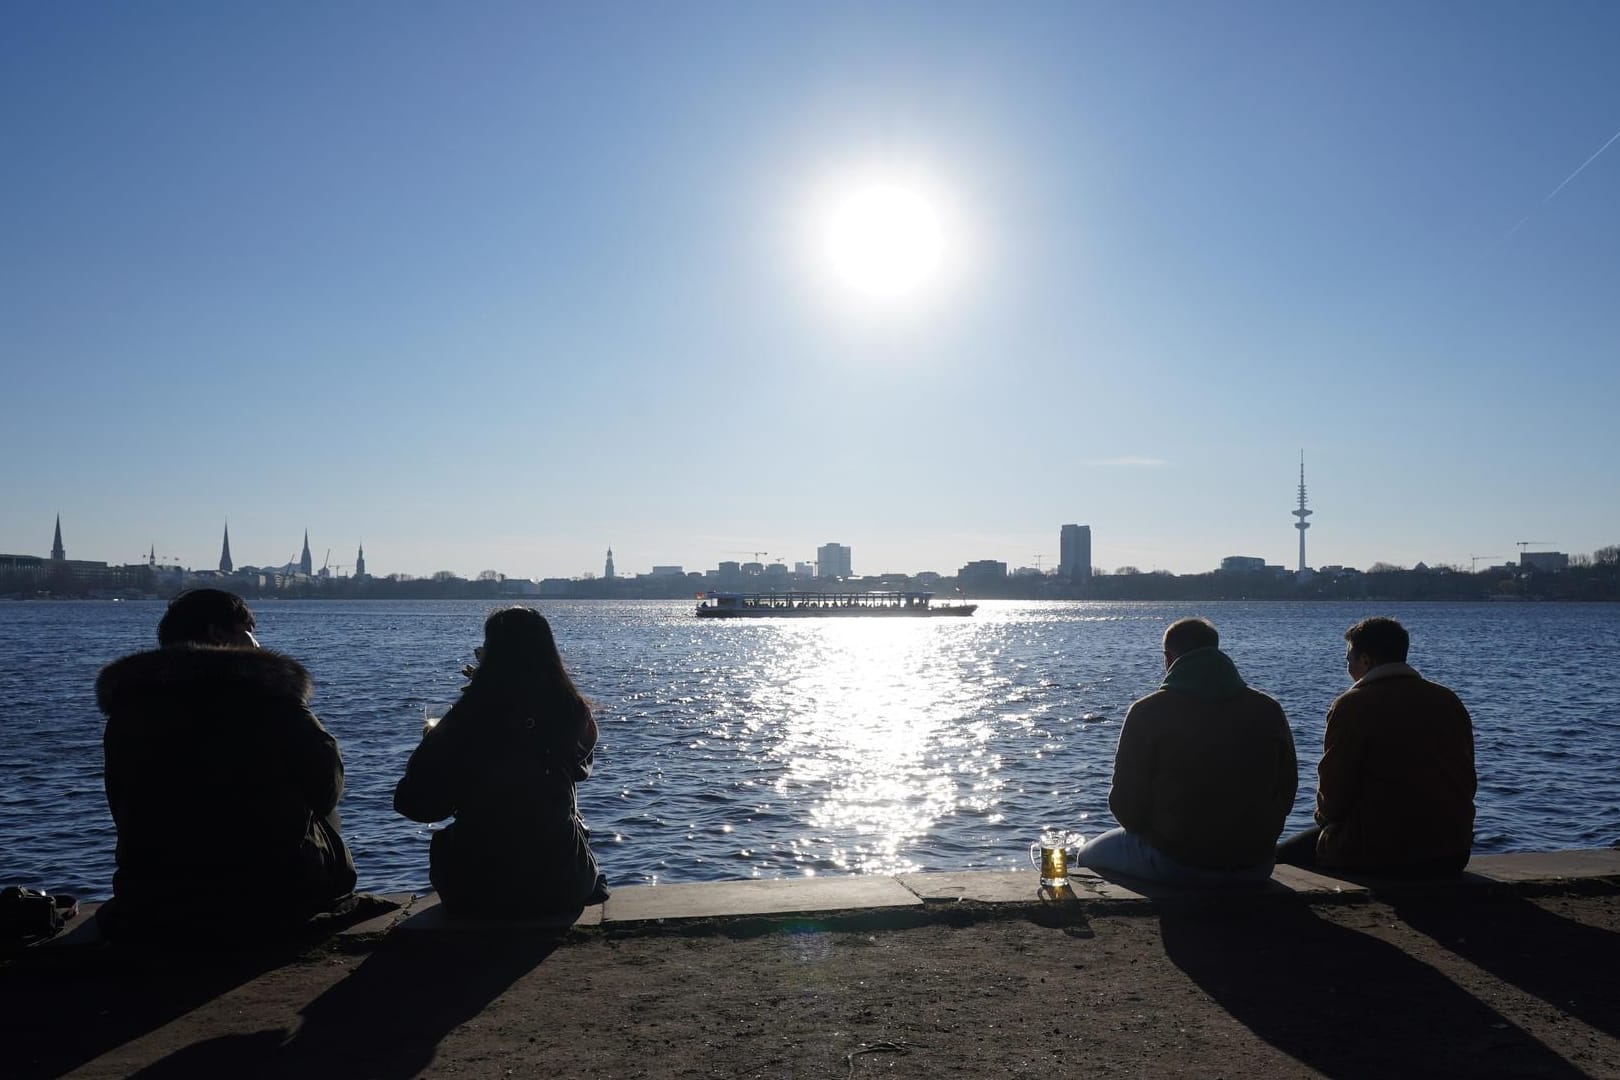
[3,599,1617,898]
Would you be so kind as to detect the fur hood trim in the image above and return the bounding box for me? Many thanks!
[96,645,313,713]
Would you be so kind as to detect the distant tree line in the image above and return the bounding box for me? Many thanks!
[7,546,1619,603]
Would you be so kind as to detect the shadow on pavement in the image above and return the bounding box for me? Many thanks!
[1392,888,1620,1041]
[2,943,306,1080]
[129,930,562,1080]
[1160,899,1590,1080]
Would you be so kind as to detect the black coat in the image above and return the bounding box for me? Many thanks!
[394,685,600,916]
[97,645,357,932]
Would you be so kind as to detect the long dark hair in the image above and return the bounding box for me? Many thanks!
[460,607,588,740]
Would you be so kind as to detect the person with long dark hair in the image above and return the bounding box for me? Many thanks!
[394,607,607,916]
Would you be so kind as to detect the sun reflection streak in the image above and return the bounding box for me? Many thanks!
[749,620,984,875]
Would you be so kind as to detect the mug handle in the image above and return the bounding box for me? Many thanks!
[1028,841,1043,870]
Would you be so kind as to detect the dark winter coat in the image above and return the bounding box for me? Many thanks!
[393,685,600,917]
[1109,647,1298,870]
[1314,662,1477,871]
[96,645,356,934]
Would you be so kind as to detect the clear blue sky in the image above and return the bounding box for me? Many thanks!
[4,2,1617,578]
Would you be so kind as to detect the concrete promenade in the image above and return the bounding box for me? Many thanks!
[5,849,1619,1078]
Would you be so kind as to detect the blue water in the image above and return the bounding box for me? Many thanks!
[2,599,1616,899]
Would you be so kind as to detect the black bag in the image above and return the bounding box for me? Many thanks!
[0,886,79,942]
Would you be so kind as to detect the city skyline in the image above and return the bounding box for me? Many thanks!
[4,5,1617,575]
[11,507,1581,584]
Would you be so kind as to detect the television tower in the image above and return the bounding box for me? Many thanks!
[1292,451,1312,574]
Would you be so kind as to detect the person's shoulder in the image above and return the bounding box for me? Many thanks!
[1124,687,1183,726]
[1416,676,1470,711]
[96,645,312,712]
[1241,685,1288,717]
[1126,687,1171,711]
[1327,681,1371,717]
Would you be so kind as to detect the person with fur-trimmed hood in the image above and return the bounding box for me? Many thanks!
[96,589,356,936]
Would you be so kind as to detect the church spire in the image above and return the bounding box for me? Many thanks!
[604,545,615,580]
[355,543,366,578]
[50,515,65,561]
[299,530,313,575]
[219,522,234,574]
[149,543,157,568]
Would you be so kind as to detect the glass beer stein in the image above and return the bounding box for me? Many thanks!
[1028,831,1084,888]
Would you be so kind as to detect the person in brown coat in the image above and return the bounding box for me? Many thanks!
[1277,616,1476,875]
[1074,617,1298,885]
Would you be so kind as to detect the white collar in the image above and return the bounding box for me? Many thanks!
[1353,661,1420,688]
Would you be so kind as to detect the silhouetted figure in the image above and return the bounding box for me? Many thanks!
[97,589,357,938]
[1277,616,1477,875]
[1075,617,1297,885]
[395,607,607,917]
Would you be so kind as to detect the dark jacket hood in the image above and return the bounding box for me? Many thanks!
[1159,646,1248,702]
[96,645,313,714]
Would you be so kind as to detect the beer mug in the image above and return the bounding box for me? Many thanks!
[1028,831,1084,888]
[421,702,453,737]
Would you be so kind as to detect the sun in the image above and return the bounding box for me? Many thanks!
[806,167,964,309]
[822,182,946,301]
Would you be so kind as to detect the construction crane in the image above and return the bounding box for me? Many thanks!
[1516,540,1554,551]
[1469,554,1503,573]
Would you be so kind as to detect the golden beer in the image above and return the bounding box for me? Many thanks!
[1039,844,1069,886]
[1029,831,1076,888]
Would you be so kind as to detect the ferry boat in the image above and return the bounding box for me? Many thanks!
[695,590,977,618]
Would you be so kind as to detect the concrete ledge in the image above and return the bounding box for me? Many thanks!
[602,875,922,924]
[41,900,105,949]
[394,891,603,931]
[1270,865,1371,895]
[896,869,1039,904]
[18,850,1618,953]
[1466,849,1620,882]
[335,892,420,937]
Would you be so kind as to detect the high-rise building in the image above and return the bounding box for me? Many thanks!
[299,530,313,576]
[355,543,366,578]
[51,515,65,561]
[219,522,233,573]
[1059,524,1092,584]
[816,542,852,579]
[1293,452,1312,574]
[604,546,616,580]
[958,559,1008,592]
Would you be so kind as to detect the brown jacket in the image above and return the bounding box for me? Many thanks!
[1109,648,1297,870]
[1314,663,1476,870]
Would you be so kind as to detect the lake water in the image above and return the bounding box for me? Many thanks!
[2,599,1616,899]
